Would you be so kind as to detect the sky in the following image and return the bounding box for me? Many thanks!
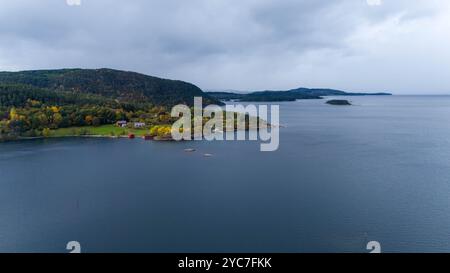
[1,0,450,94]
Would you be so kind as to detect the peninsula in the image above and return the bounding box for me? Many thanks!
[206,88,391,102]
[0,68,262,141]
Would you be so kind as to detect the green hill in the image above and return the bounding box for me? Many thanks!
[0,68,221,107]
[0,68,221,140]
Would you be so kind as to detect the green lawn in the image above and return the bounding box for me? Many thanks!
[51,124,150,137]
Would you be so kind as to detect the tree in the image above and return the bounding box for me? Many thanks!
[0,120,10,140]
[92,117,101,127]
[53,113,63,128]
[42,128,51,138]
[149,126,159,136]
[85,115,93,125]
[157,126,172,137]
[50,106,60,113]
[9,107,18,120]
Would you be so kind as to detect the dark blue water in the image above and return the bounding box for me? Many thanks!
[1,95,450,253]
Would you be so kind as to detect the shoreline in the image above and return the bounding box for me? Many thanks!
[7,127,269,143]
[3,121,271,143]
[18,135,127,140]
[15,134,172,142]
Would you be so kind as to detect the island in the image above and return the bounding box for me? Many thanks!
[326,100,352,106]
[206,88,391,102]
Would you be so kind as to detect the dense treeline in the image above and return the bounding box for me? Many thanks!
[0,68,222,106]
[0,84,120,108]
[0,83,175,140]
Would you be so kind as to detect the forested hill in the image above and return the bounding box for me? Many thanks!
[0,69,222,140]
[0,68,221,107]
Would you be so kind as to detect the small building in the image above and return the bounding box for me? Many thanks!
[116,120,127,128]
[134,122,146,128]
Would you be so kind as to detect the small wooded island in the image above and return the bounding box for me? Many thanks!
[326,100,352,106]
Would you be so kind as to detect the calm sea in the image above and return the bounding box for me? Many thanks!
[1,95,450,253]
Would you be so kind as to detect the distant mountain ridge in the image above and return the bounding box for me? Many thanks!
[0,68,222,107]
[207,87,391,102]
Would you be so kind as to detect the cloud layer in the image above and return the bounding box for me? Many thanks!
[0,0,449,94]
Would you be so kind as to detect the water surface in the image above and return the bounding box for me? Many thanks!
[1,95,450,253]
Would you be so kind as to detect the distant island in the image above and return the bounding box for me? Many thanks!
[326,99,352,106]
[206,88,391,102]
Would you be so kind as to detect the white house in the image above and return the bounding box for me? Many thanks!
[116,120,127,128]
[134,122,146,128]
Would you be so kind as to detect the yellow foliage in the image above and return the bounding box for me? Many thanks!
[150,125,172,137]
[149,126,159,136]
[42,128,51,138]
[9,108,18,121]
[49,106,60,113]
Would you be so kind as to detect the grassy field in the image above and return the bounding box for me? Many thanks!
[51,124,150,137]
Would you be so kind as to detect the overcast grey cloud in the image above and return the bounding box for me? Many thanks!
[0,0,449,94]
